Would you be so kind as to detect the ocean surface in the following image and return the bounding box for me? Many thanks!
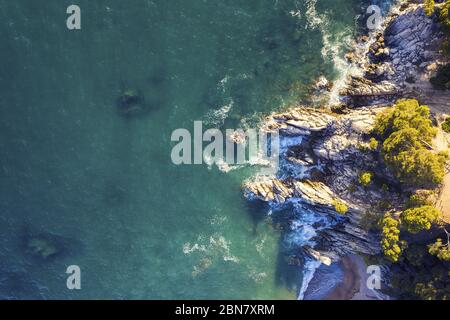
[0,0,391,299]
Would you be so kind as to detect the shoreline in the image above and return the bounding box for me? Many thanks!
[307,0,449,300]
[324,255,389,300]
[324,255,361,300]
[244,0,449,300]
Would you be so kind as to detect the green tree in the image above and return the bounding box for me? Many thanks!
[382,127,422,158]
[401,206,441,234]
[383,131,447,186]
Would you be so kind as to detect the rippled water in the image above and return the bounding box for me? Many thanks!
[0,0,386,299]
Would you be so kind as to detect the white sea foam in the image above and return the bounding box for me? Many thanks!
[209,214,228,226]
[282,202,337,299]
[204,101,234,127]
[304,0,324,30]
[248,269,268,284]
[304,0,364,106]
[184,234,240,277]
[183,242,207,255]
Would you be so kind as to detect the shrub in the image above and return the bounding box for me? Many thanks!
[442,117,450,133]
[428,238,450,261]
[404,244,427,267]
[415,282,438,300]
[442,40,450,58]
[333,199,349,215]
[359,171,373,186]
[407,190,434,207]
[438,0,450,29]
[369,137,379,151]
[424,0,436,16]
[380,214,402,262]
[360,210,382,231]
[401,205,441,234]
[378,200,392,211]
[430,63,450,89]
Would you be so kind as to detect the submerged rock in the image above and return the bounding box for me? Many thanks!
[117,89,148,117]
[22,229,83,261]
[26,235,61,260]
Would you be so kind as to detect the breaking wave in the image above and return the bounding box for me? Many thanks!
[183,234,240,277]
[305,0,363,105]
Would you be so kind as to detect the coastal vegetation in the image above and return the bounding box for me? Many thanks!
[373,3,450,299]
[365,96,450,299]
[373,99,447,187]
[442,117,450,133]
[369,99,448,267]
[428,236,450,260]
[401,205,441,233]
[380,214,403,262]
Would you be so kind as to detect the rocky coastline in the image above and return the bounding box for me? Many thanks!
[243,0,449,300]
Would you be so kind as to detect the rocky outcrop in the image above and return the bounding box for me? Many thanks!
[312,106,385,162]
[243,106,396,264]
[244,179,293,203]
[293,180,347,208]
[385,6,438,73]
[313,76,333,93]
[263,107,335,136]
[341,4,446,107]
[343,77,399,97]
[368,33,391,63]
[244,178,347,210]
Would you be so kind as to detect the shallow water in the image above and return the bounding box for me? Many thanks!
[0,0,382,299]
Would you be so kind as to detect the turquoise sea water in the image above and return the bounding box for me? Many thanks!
[0,0,385,299]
